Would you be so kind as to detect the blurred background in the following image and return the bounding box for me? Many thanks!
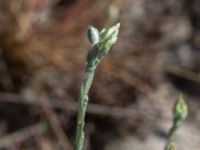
[0,0,200,149]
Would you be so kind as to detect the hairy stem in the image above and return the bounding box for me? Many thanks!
[73,23,120,150]
[73,63,96,150]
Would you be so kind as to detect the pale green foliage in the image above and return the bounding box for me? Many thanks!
[164,95,188,150]
[169,143,175,150]
[74,23,188,150]
[104,5,119,29]
[173,95,188,122]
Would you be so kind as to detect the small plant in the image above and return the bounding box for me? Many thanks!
[73,23,120,150]
[164,95,188,150]
[72,22,188,150]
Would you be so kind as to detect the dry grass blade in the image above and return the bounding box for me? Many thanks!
[0,122,47,149]
[40,94,72,150]
[0,92,139,118]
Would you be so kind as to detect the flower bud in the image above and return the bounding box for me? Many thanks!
[87,26,99,45]
[86,23,120,64]
[173,95,188,121]
[105,23,120,46]
[169,143,175,150]
[98,23,120,53]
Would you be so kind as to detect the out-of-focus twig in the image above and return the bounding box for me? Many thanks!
[0,48,14,91]
[0,122,47,149]
[0,92,139,118]
[164,64,200,84]
[40,94,72,150]
[35,135,54,150]
[102,61,155,96]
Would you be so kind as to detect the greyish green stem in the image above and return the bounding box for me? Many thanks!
[164,96,188,150]
[73,64,96,150]
[164,120,179,150]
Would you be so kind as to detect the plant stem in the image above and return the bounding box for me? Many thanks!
[164,120,179,150]
[73,63,96,150]
[73,23,120,150]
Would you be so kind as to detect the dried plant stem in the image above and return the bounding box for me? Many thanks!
[40,95,72,150]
